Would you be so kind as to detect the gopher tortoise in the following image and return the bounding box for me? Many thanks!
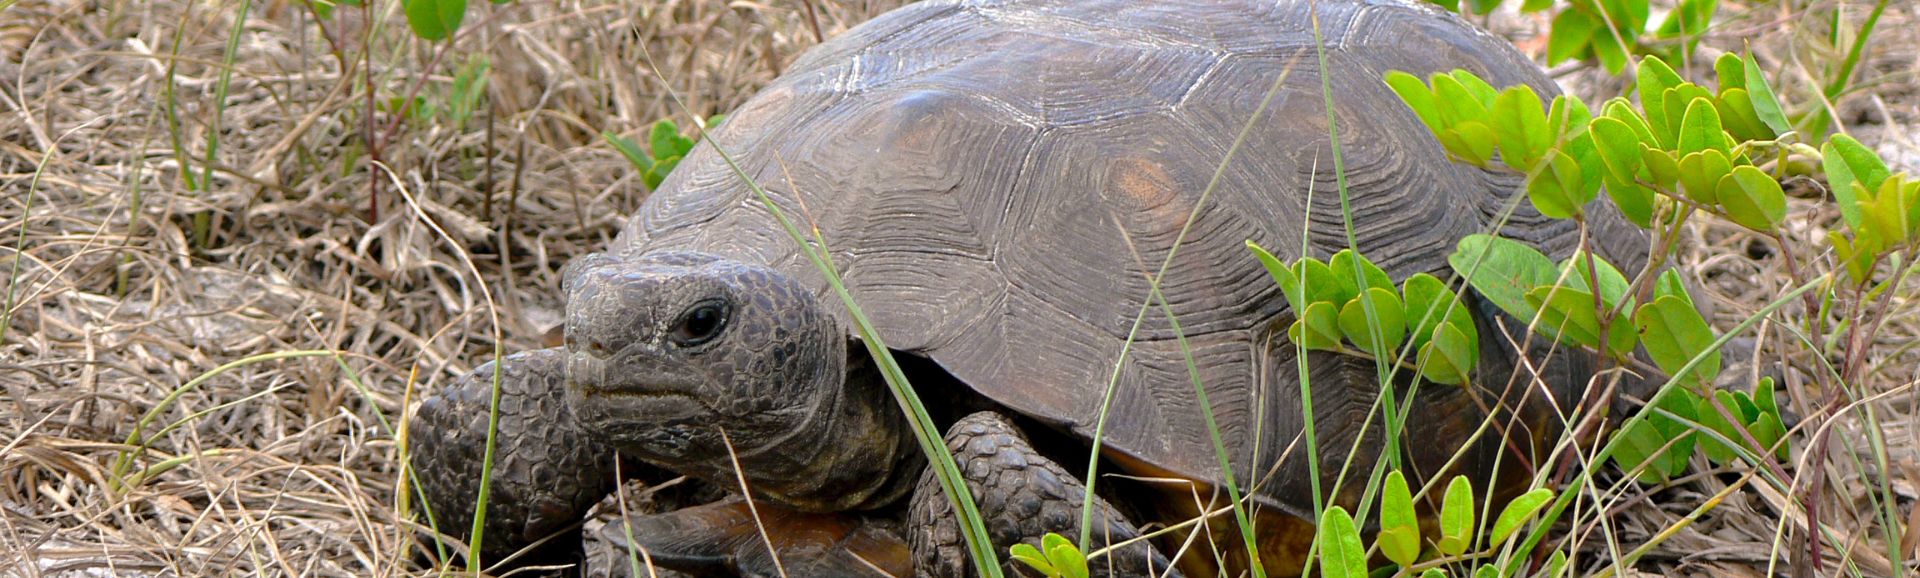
[410,0,1645,575]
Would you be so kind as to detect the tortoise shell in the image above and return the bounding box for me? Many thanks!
[614,0,1641,524]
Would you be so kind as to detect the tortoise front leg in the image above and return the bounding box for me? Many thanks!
[596,498,912,577]
[409,348,620,569]
[908,412,1185,578]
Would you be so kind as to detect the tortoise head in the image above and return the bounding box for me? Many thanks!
[561,250,917,511]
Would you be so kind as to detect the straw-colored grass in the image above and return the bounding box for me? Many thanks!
[1,0,1916,576]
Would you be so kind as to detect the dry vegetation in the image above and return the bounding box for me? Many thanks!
[0,0,1915,577]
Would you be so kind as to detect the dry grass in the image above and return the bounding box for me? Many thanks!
[0,1,902,575]
[0,0,1916,577]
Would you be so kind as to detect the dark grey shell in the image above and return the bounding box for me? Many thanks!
[614,0,1642,517]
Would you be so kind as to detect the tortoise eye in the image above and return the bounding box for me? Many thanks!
[670,301,730,348]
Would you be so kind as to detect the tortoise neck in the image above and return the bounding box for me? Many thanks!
[722,347,922,512]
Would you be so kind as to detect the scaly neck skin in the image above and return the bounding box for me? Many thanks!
[674,352,923,513]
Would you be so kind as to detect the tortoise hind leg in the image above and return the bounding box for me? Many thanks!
[908,411,1185,578]
[409,348,620,571]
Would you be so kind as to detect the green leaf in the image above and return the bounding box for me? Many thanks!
[1402,273,1471,351]
[1860,174,1920,245]
[1317,507,1369,578]
[1697,390,1744,465]
[1387,71,1448,134]
[1590,28,1630,75]
[1339,288,1408,358]
[1450,70,1500,109]
[1424,0,1461,12]
[1043,533,1088,578]
[1640,145,1681,190]
[604,131,655,173]
[1299,258,1351,307]
[1441,122,1499,166]
[1818,134,1889,228]
[1526,286,1636,357]
[1330,249,1395,296]
[1437,476,1475,556]
[1677,97,1730,156]
[1488,488,1554,548]
[1010,543,1058,577]
[1754,376,1780,419]
[646,156,682,190]
[1422,569,1450,578]
[1380,470,1421,567]
[1449,234,1558,322]
[1714,89,1771,142]
[1432,73,1490,127]
[1526,149,1588,219]
[1613,419,1672,483]
[1744,53,1791,135]
[1546,94,1593,142]
[1250,242,1307,312]
[1714,53,1746,92]
[404,0,467,41]
[1638,56,1685,149]
[1717,165,1788,231]
[1662,84,1714,148]
[1547,10,1599,66]
[1751,411,1788,460]
[1635,295,1722,388]
[1650,390,1700,475]
[1590,117,1646,185]
[1563,250,1631,309]
[1419,321,1477,385]
[1290,302,1345,351]
[649,119,684,158]
[1653,269,1695,307]
[1677,149,1732,205]
[1542,549,1570,578]
[1491,85,1552,168]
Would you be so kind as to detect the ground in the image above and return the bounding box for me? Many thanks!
[1,0,1916,577]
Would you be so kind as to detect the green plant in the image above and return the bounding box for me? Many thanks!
[1383,49,1920,575]
[605,116,723,191]
[1009,534,1090,578]
[1420,0,1720,73]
